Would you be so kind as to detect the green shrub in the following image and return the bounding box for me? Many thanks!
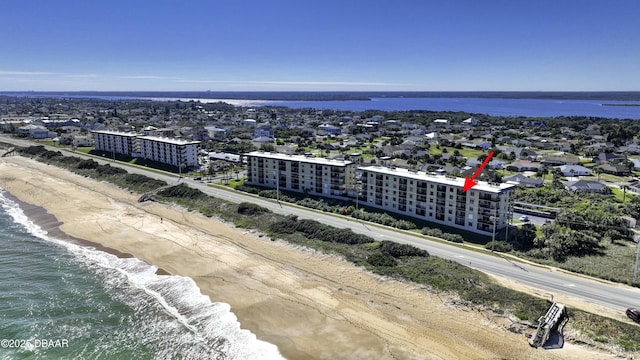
[157,184,205,200]
[486,240,513,252]
[366,252,398,267]
[237,202,270,215]
[77,159,99,169]
[18,145,47,156]
[96,164,127,176]
[379,240,429,258]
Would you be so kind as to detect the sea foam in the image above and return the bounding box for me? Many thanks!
[0,190,285,359]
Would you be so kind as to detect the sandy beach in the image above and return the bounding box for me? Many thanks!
[0,156,625,360]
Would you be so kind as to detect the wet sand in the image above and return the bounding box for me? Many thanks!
[0,156,622,360]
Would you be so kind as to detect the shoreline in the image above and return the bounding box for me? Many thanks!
[2,191,174,275]
[0,156,621,360]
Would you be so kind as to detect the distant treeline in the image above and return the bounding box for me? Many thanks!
[3,91,640,101]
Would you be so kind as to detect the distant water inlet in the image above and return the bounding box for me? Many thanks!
[253,97,640,119]
[0,190,283,360]
[3,92,640,118]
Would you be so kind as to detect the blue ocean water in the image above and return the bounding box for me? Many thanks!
[0,190,283,360]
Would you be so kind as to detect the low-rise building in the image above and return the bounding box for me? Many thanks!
[91,130,138,156]
[137,136,200,168]
[360,166,515,235]
[245,151,355,198]
[91,130,200,168]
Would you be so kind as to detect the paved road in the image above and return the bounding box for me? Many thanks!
[2,136,640,316]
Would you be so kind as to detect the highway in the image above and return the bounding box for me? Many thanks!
[2,136,640,316]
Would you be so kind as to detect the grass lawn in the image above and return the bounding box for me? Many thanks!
[610,186,636,203]
[582,173,630,183]
[75,147,93,154]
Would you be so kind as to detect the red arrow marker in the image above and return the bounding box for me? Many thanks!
[462,151,494,193]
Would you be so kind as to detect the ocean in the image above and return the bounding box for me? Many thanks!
[0,190,283,360]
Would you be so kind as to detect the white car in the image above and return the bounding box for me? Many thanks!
[519,215,530,222]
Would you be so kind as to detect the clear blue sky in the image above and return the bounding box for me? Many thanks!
[1,0,638,91]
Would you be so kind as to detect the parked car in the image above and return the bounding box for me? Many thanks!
[519,215,530,222]
[627,308,640,323]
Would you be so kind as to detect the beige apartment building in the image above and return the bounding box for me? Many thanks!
[244,151,355,197]
[359,166,516,234]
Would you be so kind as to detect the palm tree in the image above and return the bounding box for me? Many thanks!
[594,167,603,182]
[569,168,576,180]
[621,184,630,203]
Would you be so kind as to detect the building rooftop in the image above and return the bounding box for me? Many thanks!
[359,166,516,194]
[91,129,138,137]
[246,151,353,167]
[136,135,200,146]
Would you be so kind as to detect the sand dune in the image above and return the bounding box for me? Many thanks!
[0,156,618,360]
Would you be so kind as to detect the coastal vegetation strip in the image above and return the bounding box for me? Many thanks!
[9,144,640,352]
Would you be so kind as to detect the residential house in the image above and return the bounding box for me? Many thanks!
[540,154,580,166]
[467,158,505,169]
[557,165,592,177]
[18,124,53,139]
[504,174,544,188]
[505,160,542,172]
[599,163,631,176]
[462,117,478,126]
[565,180,608,193]
[318,123,342,135]
[593,152,627,164]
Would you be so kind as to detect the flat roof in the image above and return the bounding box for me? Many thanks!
[90,130,138,137]
[246,151,353,167]
[359,166,516,194]
[137,135,200,146]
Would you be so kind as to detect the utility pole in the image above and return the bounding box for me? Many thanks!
[491,207,497,252]
[273,170,279,203]
[633,234,640,284]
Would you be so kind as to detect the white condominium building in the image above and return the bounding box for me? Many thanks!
[137,136,200,168]
[91,130,138,156]
[90,131,200,168]
[359,166,516,234]
[245,151,355,197]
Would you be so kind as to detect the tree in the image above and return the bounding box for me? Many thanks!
[621,184,630,203]
[594,167,603,182]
